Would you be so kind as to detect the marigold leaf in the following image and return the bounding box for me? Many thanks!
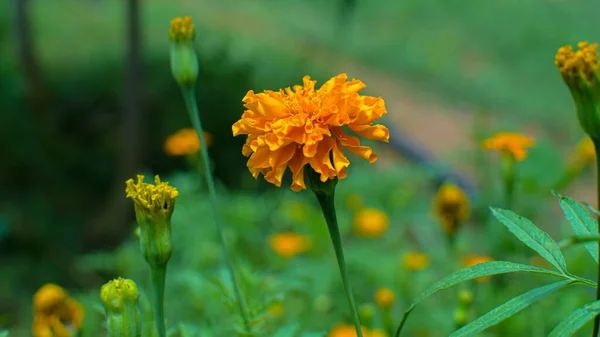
[549,299,600,336]
[555,193,599,263]
[490,207,567,272]
[450,279,573,336]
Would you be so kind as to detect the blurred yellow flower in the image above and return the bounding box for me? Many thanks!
[555,41,598,84]
[481,132,535,161]
[32,284,84,337]
[232,74,390,191]
[268,301,285,318]
[463,255,494,282]
[169,16,196,42]
[374,287,395,309]
[346,193,364,211]
[328,323,386,337]
[402,252,430,271]
[269,232,311,258]
[571,137,596,167]
[433,183,470,235]
[352,208,389,238]
[164,128,212,156]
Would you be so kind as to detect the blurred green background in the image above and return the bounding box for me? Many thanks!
[2,0,600,335]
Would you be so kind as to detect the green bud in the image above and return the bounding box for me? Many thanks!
[170,42,199,88]
[304,166,337,197]
[100,278,142,337]
[168,16,199,88]
[454,308,468,328]
[457,289,473,306]
[358,303,376,326]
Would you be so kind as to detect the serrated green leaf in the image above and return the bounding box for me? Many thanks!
[450,279,572,336]
[394,262,564,337]
[557,194,599,263]
[490,208,567,272]
[549,299,600,336]
[272,323,300,337]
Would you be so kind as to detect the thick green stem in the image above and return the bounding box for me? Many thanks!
[592,137,600,337]
[315,192,363,337]
[558,235,600,250]
[151,266,167,337]
[180,88,253,334]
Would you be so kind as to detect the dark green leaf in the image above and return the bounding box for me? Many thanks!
[557,194,598,263]
[394,262,563,336]
[490,208,567,272]
[549,300,600,336]
[450,279,572,336]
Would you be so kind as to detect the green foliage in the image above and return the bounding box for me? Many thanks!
[556,193,599,263]
[549,300,600,336]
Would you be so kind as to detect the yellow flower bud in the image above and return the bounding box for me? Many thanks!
[433,183,470,237]
[169,16,199,87]
[555,42,600,139]
[125,175,178,267]
[100,278,141,337]
[401,251,430,272]
[352,208,389,238]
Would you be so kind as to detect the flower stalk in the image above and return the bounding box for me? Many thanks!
[306,168,363,337]
[593,136,600,337]
[180,86,253,334]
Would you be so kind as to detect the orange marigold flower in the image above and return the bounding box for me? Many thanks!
[269,232,311,258]
[164,128,211,156]
[463,255,494,282]
[374,287,395,309]
[232,74,390,191]
[352,208,389,238]
[481,132,535,161]
[32,284,84,337]
[433,183,470,235]
[401,252,430,271]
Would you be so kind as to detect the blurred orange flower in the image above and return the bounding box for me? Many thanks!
[463,255,494,282]
[32,284,84,337]
[481,132,535,161]
[164,128,212,156]
[402,252,430,272]
[232,74,390,191]
[269,232,311,258]
[328,323,387,337]
[374,287,395,309]
[433,183,470,235]
[353,208,389,238]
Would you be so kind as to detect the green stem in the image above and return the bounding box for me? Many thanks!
[314,192,363,337]
[558,235,600,250]
[383,308,394,337]
[180,87,253,334]
[501,153,516,209]
[151,266,167,337]
[592,137,600,337]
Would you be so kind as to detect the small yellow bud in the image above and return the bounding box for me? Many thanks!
[358,303,376,325]
[433,183,470,236]
[352,208,389,238]
[125,175,178,267]
[100,278,139,312]
[555,42,600,139]
[169,16,199,87]
[401,251,430,271]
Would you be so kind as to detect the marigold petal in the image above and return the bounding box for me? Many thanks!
[247,147,271,170]
[309,137,337,181]
[348,124,390,142]
[333,127,378,163]
[332,141,351,174]
[288,149,309,191]
[243,92,289,118]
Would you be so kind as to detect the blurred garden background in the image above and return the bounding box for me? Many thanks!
[3,0,600,335]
